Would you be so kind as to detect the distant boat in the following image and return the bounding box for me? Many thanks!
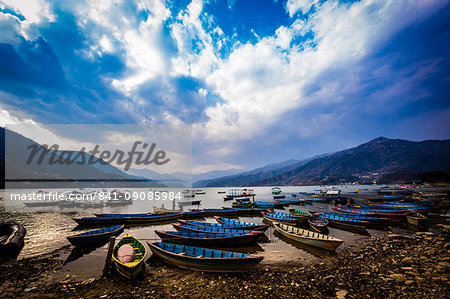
[272,187,282,195]
[147,242,264,272]
[273,194,286,199]
[153,206,183,213]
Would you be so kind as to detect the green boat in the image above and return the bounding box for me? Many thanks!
[112,234,147,279]
[289,208,310,220]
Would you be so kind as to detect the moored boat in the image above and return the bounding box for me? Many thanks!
[67,225,124,247]
[406,212,427,226]
[177,219,266,231]
[155,230,260,246]
[153,206,183,213]
[112,234,147,279]
[213,216,269,232]
[254,201,285,208]
[313,212,370,229]
[173,223,263,235]
[288,208,310,219]
[0,222,26,260]
[273,222,343,251]
[261,211,302,225]
[147,242,263,272]
[308,214,328,233]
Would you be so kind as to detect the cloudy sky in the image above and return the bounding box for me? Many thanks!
[0,0,449,174]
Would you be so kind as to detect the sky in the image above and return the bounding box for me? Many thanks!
[0,0,449,174]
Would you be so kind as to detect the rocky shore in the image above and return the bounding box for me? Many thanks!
[1,224,448,298]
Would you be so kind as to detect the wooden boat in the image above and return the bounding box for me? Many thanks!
[153,206,183,213]
[324,212,390,225]
[0,222,26,260]
[406,212,427,226]
[179,200,201,205]
[177,219,264,231]
[267,210,306,221]
[331,206,406,218]
[94,213,151,217]
[272,187,282,195]
[213,216,269,232]
[218,191,226,194]
[155,230,260,246]
[74,213,184,226]
[273,222,343,251]
[67,225,124,247]
[261,211,302,225]
[232,201,254,208]
[288,208,310,219]
[308,214,328,233]
[172,223,264,235]
[273,194,286,199]
[314,212,370,229]
[190,208,243,216]
[274,199,306,205]
[112,235,147,279]
[361,204,428,211]
[147,242,263,272]
[254,201,285,208]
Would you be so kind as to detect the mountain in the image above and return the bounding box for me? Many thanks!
[193,157,328,187]
[251,137,450,186]
[0,128,166,188]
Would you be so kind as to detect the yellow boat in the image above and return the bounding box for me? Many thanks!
[112,234,147,279]
[153,206,183,213]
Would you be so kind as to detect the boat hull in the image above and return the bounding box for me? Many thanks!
[155,231,260,246]
[67,225,124,247]
[147,242,263,272]
[273,223,343,251]
[112,235,147,279]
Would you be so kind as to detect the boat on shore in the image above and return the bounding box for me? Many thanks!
[0,222,26,260]
[67,225,124,247]
[261,211,302,225]
[213,216,269,232]
[153,206,183,213]
[73,213,184,226]
[155,231,260,246]
[406,212,427,226]
[308,214,328,233]
[177,219,266,231]
[112,234,147,279]
[147,242,263,272]
[273,222,343,251]
[173,223,264,235]
[254,201,285,208]
[288,208,310,220]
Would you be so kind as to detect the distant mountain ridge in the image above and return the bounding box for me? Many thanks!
[193,156,328,187]
[194,137,450,187]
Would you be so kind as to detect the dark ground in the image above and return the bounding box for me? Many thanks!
[1,221,449,298]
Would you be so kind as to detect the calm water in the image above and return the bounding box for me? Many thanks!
[0,185,387,280]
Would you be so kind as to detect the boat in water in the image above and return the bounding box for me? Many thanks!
[0,222,26,260]
[66,225,124,247]
[308,214,328,233]
[147,242,263,272]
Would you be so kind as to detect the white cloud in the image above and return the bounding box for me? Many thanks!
[286,0,319,17]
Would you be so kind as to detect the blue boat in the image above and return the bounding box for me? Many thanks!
[66,225,124,247]
[325,212,390,224]
[214,216,269,232]
[254,201,285,208]
[155,230,260,246]
[94,213,153,218]
[73,213,183,225]
[308,214,328,232]
[268,210,308,221]
[314,212,369,229]
[261,211,302,224]
[147,242,263,272]
[173,223,264,235]
[178,219,268,231]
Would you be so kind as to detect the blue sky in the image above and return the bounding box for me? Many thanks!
[0,0,449,173]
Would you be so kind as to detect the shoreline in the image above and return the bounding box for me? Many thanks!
[1,222,448,298]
